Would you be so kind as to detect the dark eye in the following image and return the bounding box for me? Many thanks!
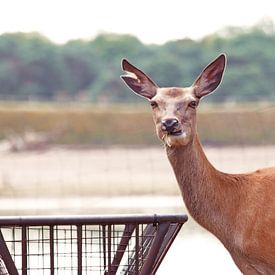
[188,101,197,109]
[150,101,158,108]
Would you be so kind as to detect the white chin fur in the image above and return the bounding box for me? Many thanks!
[162,132,188,147]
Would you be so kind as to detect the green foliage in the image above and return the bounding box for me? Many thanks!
[0,23,275,103]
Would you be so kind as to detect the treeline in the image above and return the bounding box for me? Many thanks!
[0,21,275,102]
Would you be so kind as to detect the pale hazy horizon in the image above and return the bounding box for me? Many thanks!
[0,0,275,45]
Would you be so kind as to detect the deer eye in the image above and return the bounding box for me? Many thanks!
[188,101,198,109]
[150,101,158,108]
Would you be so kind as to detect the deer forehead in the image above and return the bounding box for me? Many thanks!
[152,87,196,105]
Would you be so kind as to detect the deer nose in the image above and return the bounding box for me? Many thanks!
[161,119,179,133]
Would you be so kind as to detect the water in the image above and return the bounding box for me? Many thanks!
[1,145,274,274]
[0,195,242,274]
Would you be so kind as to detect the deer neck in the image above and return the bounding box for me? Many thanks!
[166,135,239,237]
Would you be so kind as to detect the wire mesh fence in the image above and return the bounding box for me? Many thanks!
[0,214,188,275]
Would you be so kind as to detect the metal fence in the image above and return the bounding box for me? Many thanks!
[0,214,188,275]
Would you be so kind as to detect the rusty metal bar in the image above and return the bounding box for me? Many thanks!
[140,222,170,275]
[152,223,184,274]
[0,230,19,275]
[83,225,87,273]
[125,223,156,274]
[140,224,156,261]
[49,225,54,275]
[0,214,188,274]
[110,224,135,273]
[77,225,82,275]
[107,224,112,274]
[135,224,140,274]
[21,226,27,275]
[0,214,188,226]
[102,225,107,273]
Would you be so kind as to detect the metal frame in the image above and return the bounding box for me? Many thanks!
[0,214,187,274]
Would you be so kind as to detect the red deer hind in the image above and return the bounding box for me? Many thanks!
[121,54,275,274]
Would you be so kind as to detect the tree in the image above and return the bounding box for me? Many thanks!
[0,23,275,103]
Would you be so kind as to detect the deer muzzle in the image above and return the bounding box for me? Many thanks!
[161,118,180,134]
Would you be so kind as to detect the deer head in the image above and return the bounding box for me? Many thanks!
[121,54,226,147]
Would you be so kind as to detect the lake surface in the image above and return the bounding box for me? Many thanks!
[0,146,274,274]
[0,195,242,274]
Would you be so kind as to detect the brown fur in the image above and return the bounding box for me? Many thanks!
[167,136,275,274]
[121,54,275,274]
[163,87,183,97]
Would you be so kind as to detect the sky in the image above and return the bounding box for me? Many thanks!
[0,0,275,44]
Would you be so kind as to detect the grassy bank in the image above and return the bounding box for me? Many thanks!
[0,102,274,146]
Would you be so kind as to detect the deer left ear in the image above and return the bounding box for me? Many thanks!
[120,59,158,100]
[193,54,226,98]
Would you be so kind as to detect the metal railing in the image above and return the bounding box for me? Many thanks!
[0,214,188,275]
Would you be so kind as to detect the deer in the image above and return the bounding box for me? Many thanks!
[120,54,275,274]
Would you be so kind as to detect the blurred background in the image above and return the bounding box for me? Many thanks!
[0,0,275,274]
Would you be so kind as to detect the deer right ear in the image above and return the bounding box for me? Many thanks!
[120,59,158,99]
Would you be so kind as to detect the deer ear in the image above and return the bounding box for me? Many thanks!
[193,54,226,98]
[120,59,158,99]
